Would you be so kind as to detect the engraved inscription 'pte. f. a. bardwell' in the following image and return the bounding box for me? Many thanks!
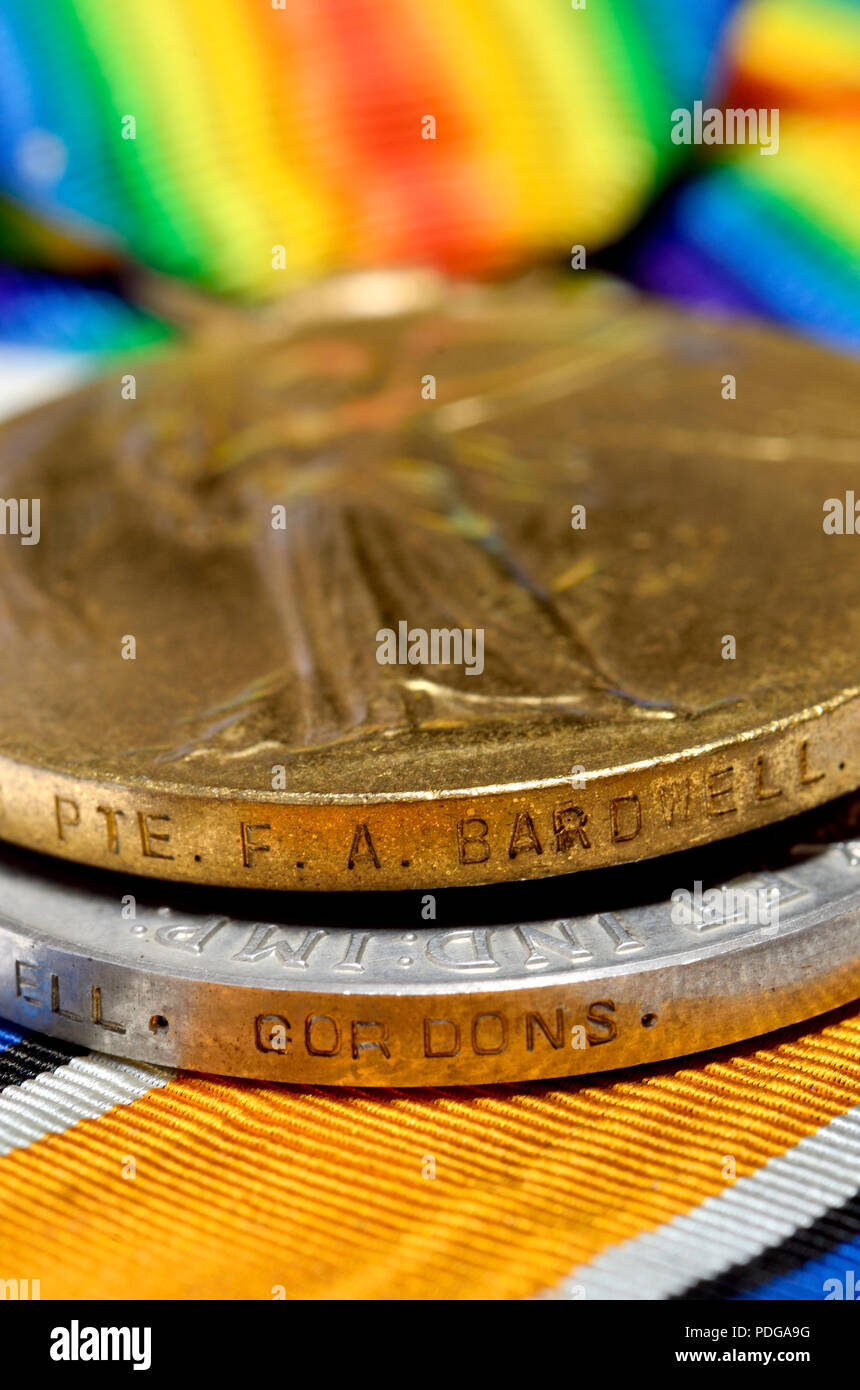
[0,275,858,888]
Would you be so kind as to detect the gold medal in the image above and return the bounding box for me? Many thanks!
[0,277,857,890]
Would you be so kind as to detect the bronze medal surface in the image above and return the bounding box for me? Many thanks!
[0,277,858,890]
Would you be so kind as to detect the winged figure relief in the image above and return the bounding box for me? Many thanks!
[110,300,662,761]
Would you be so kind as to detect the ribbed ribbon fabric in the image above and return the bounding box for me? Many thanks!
[1,1008,859,1299]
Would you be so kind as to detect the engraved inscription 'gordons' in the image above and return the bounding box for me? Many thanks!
[252,999,619,1064]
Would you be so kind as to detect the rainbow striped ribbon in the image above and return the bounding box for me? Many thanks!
[0,0,734,295]
[629,0,860,349]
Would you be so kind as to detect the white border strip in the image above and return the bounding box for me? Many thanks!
[541,1105,860,1300]
[0,1053,174,1155]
